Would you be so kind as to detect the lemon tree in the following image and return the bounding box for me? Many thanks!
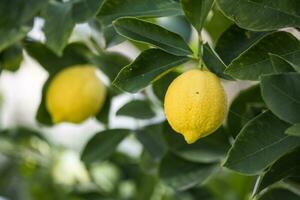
[0,0,300,200]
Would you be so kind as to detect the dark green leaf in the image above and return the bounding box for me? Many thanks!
[113,17,192,56]
[286,123,300,137]
[103,25,126,47]
[0,44,23,72]
[43,1,75,55]
[202,43,233,80]
[269,53,298,73]
[116,99,155,119]
[159,152,218,191]
[72,0,104,23]
[261,73,300,124]
[216,0,300,31]
[258,188,300,200]
[258,148,300,193]
[81,129,131,165]
[97,0,182,26]
[225,32,299,80]
[224,111,300,175]
[227,85,265,138]
[113,48,190,93]
[180,0,214,32]
[163,122,230,163]
[215,25,271,65]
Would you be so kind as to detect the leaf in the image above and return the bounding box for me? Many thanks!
[72,0,104,23]
[113,17,192,56]
[159,152,218,191]
[116,99,155,119]
[163,122,230,163]
[216,0,300,31]
[43,1,75,55]
[113,48,190,93]
[286,123,300,137]
[261,73,300,124]
[103,25,126,48]
[180,0,214,32]
[224,111,300,175]
[215,25,271,65]
[257,148,300,193]
[0,44,23,72]
[97,0,182,26]
[225,32,299,80]
[227,85,265,138]
[81,129,131,165]
[202,43,233,80]
[258,188,300,200]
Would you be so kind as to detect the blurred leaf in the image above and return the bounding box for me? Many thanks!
[285,123,300,137]
[71,0,104,23]
[202,43,233,80]
[43,1,75,55]
[180,0,213,33]
[117,100,155,119]
[261,73,300,124]
[159,152,218,191]
[215,25,270,65]
[103,25,126,48]
[257,148,300,193]
[216,0,300,31]
[113,17,192,56]
[81,129,131,165]
[258,188,300,200]
[227,85,265,138]
[188,187,214,200]
[269,53,298,73]
[91,51,130,81]
[0,0,46,51]
[225,32,298,80]
[1,127,47,142]
[95,87,116,125]
[113,48,190,93]
[224,111,300,175]
[0,44,23,72]
[152,70,180,103]
[135,173,158,200]
[97,0,182,26]
[163,122,230,163]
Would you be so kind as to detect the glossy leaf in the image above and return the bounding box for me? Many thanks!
[258,188,300,200]
[202,43,233,80]
[224,111,300,175]
[113,17,192,56]
[217,0,300,31]
[116,99,155,119]
[285,123,300,137]
[269,53,298,73]
[97,0,182,26]
[159,152,218,191]
[261,73,300,124]
[113,48,190,93]
[225,32,298,80]
[180,0,214,32]
[81,129,131,165]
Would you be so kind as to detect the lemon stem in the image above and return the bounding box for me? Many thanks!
[198,32,204,70]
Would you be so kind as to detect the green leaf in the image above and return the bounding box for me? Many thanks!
[257,148,300,193]
[258,188,300,200]
[103,25,126,48]
[116,99,155,119]
[97,0,182,26]
[202,43,233,80]
[269,53,297,72]
[113,48,190,93]
[216,0,300,31]
[180,0,214,32]
[159,152,218,191]
[152,71,180,103]
[215,25,271,65]
[286,123,300,137]
[224,111,300,175]
[261,73,300,124]
[43,1,75,55]
[227,85,265,138]
[113,17,192,56]
[81,129,131,165]
[163,122,230,163]
[0,44,23,72]
[225,32,299,80]
[72,0,104,23]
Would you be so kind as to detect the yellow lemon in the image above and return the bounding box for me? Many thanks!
[164,69,227,144]
[46,65,106,124]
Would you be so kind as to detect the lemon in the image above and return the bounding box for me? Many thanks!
[46,65,106,124]
[164,69,227,144]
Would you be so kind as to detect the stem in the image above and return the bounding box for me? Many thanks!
[198,32,204,70]
[251,175,262,198]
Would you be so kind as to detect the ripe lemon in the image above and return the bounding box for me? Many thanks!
[164,69,227,144]
[46,65,106,124]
